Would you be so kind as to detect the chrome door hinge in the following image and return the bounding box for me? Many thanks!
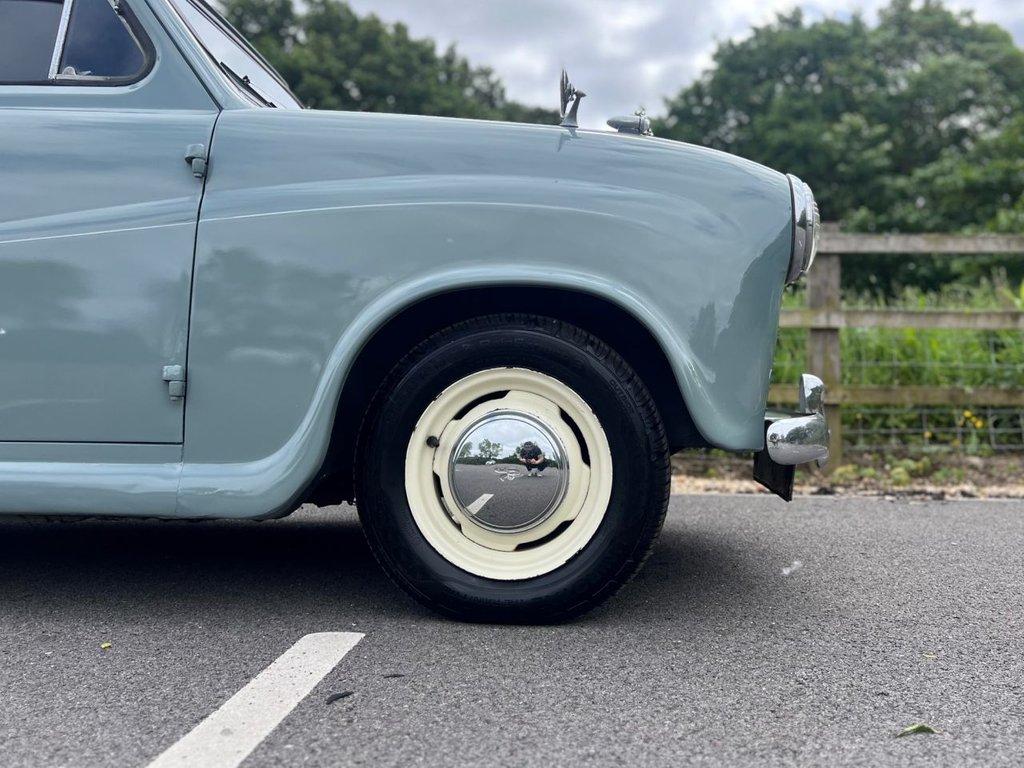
[162,364,186,400]
[184,143,207,179]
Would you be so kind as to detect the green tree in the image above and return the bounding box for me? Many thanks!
[476,439,502,461]
[222,0,557,123]
[659,0,1024,292]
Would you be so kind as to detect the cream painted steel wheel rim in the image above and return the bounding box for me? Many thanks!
[405,368,613,580]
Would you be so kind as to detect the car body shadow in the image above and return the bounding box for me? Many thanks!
[0,504,780,625]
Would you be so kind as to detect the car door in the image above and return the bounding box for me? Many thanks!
[0,0,218,443]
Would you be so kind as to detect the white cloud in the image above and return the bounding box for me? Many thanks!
[343,0,1024,128]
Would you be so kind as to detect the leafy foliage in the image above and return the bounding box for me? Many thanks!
[895,723,940,737]
[221,0,557,123]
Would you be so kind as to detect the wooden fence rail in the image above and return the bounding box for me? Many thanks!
[770,226,1024,467]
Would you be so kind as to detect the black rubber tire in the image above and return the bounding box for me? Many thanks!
[356,314,670,623]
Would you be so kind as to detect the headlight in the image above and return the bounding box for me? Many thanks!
[785,174,819,284]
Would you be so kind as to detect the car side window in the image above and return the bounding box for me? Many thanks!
[57,0,147,80]
[0,0,151,86]
[0,0,64,83]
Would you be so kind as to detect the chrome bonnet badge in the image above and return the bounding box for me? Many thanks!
[607,107,653,136]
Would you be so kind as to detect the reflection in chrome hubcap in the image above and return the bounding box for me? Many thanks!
[448,411,569,533]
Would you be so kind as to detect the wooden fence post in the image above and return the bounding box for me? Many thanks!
[806,253,843,468]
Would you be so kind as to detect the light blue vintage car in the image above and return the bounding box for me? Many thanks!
[0,0,827,620]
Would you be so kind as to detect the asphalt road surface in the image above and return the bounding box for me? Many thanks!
[1,495,1022,767]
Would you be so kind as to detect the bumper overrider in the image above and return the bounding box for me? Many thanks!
[754,374,830,501]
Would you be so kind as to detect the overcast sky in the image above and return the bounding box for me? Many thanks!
[344,0,1024,128]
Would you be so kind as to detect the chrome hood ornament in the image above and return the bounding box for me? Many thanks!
[559,69,586,128]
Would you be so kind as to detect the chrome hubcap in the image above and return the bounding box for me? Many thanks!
[448,410,570,534]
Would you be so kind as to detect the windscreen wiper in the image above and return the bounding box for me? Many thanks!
[219,61,276,108]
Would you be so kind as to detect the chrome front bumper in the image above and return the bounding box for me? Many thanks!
[766,374,830,466]
[754,374,830,501]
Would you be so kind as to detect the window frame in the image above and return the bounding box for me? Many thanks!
[0,0,155,86]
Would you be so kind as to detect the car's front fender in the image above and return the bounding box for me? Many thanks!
[178,109,791,518]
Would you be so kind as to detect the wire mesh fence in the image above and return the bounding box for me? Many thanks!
[773,327,1024,453]
[772,321,1024,452]
[843,405,1024,453]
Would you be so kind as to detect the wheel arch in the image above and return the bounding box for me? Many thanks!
[306,283,709,506]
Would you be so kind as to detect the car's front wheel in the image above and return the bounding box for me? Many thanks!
[357,314,670,622]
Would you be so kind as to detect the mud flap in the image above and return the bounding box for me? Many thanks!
[753,427,795,502]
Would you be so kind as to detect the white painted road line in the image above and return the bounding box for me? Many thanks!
[466,493,494,515]
[146,632,364,768]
